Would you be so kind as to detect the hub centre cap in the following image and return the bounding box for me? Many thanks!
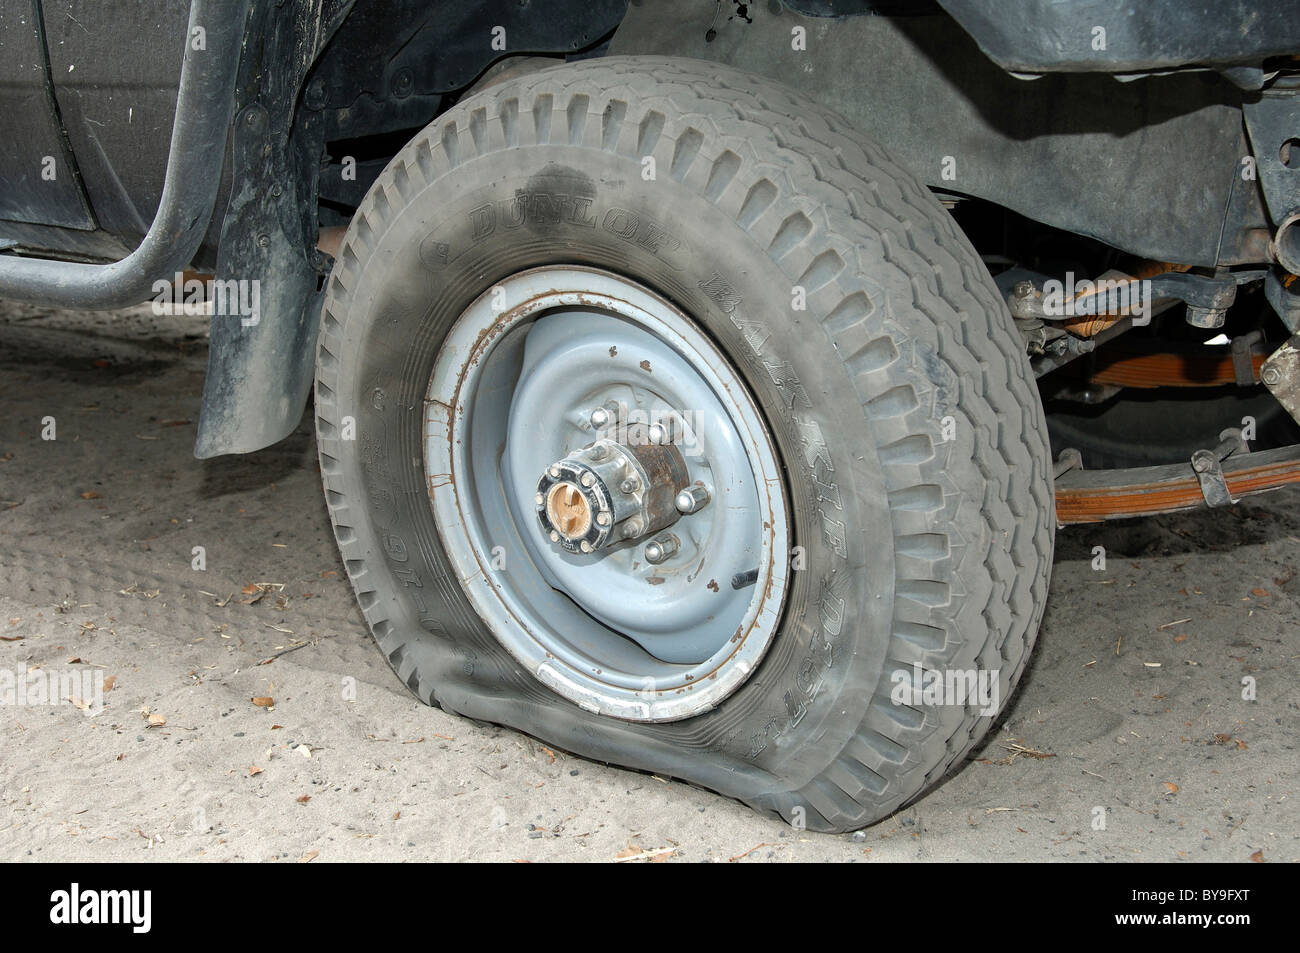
[545,482,592,541]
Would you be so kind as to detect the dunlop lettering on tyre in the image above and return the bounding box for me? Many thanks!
[314,55,1054,832]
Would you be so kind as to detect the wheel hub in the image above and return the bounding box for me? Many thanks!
[423,266,790,721]
[535,430,690,555]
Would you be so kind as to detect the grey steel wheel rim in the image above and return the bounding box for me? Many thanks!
[424,266,789,722]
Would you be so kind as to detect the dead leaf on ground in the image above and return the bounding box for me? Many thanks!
[251,696,274,708]
[248,765,263,776]
[1250,849,1264,862]
[79,491,100,500]
[296,794,311,805]
[1164,782,1180,794]
[300,850,319,863]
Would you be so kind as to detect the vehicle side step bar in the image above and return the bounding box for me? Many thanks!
[0,0,250,309]
[1053,443,1300,523]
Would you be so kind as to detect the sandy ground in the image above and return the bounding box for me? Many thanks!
[0,300,1296,863]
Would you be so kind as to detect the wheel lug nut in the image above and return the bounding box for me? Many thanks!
[622,519,643,538]
[580,471,596,487]
[596,511,611,526]
[644,533,679,564]
[619,477,639,494]
[648,417,677,446]
[589,407,610,429]
[676,485,710,514]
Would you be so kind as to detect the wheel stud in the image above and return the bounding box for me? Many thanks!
[619,476,640,494]
[644,533,679,564]
[589,407,610,429]
[676,485,710,514]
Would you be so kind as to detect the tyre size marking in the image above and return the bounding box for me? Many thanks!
[380,526,443,634]
[696,269,846,760]
[383,532,426,590]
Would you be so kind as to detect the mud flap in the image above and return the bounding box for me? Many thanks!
[192,101,322,459]
[193,275,321,459]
